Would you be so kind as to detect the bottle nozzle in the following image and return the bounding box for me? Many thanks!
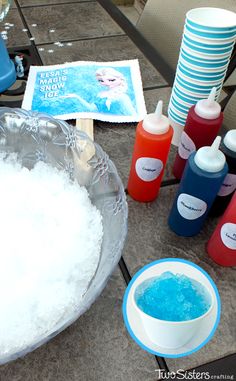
[155,100,163,122]
[209,136,222,157]
[142,99,169,134]
[194,135,225,172]
[207,87,217,106]
[194,86,221,119]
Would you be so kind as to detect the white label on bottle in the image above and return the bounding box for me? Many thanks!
[220,223,236,250]
[178,131,196,160]
[218,173,236,197]
[177,193,207,220]
[135,157,163,182]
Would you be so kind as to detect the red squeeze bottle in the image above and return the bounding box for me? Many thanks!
[207,191,236,267]
[127,101,173,202]
[173,87,223,180]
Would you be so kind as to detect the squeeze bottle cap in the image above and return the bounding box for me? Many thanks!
[223,129,236,152]
[143,100,170,134]
[194,136,226,172]
[194,87,221,120]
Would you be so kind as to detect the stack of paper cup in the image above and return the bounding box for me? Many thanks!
[168,7,236,146]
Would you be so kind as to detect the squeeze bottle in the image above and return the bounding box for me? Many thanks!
[173,87,224,180]
[127,101,173,202]
[168,137,228,236]
[207,191,236,267]
[210,130,236,217]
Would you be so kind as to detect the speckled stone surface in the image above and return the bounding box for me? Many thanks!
[37,35,166,89]
[2,9,30,47]
[123,187,236,369]
[0,269,158,381]
[21,2,124,45]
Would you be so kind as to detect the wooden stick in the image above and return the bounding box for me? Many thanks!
[74,118,95,185]
[76,118,94,141]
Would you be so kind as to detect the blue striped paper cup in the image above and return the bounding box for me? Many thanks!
[185,24,236,39]
[168,107,187,126]
[176,74,222,93]
[174,81,221,99]
[183,33,235,48]
[181,42,233,60]
[170,91,195,108]
[184,28,236,44]
[176,68,225,86]
[180,52,229,68]
[169,95,190,113]
[182,37,234,54]
[186,8,236,32]
[186,19,236,33]
[177,63,226,80]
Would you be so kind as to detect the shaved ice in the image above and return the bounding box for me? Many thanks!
[0,154,103,358]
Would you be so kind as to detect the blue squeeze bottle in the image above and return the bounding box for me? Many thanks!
[168,137,228,237]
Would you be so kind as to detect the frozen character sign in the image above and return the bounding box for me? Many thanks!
[22,60,146,123]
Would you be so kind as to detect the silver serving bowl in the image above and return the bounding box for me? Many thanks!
[0,108,128,364]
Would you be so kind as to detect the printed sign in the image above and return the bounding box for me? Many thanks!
[22,60,146,123]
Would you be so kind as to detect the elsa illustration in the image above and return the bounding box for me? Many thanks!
[61,67,137,116]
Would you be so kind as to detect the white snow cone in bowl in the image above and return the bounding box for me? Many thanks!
[0,108,128,364]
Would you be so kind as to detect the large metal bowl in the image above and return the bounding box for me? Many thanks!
[0,107,128,364]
